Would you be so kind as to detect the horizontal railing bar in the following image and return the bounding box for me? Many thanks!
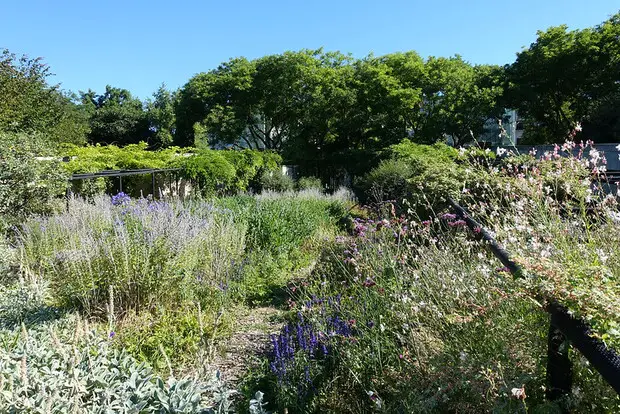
[546,301,620,395]
[70,168,181,180]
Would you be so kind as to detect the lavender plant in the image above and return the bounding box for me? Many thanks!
[16,194,246,316]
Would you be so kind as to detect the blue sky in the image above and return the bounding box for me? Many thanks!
[2,0,618,99]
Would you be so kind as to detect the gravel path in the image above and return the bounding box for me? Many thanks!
[210,306,284,386]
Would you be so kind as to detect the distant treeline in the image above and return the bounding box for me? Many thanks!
[1,12,618,175]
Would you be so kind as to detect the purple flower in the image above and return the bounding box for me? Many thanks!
[111,192,131,206]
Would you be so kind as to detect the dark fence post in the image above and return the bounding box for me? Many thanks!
[119,176,123,193]
[65,186,71,212]
[152,172,156,198]
[546,316,573,401]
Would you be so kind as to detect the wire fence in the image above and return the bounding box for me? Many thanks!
[449,198,620,401]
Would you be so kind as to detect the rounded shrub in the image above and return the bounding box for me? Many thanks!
[259,170,294,193]
[297,176,323,191]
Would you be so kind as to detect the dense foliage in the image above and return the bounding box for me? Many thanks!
[0,132,67,232]
[1,9,620,414]
[62,144,282,196]
[0,280,236,413]
[504,13,620,143]
[15,191,352,371]
[259,143,620,412]
[0,49,89,145]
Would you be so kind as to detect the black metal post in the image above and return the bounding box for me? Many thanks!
[119,176,123,193]
[65,186,71,212]
[152,172,156,198]
[546,315,573,402]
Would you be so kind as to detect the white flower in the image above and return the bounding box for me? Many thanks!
[511,387,526,400]
[496,147,507,156]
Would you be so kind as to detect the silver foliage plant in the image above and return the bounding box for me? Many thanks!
[0,281,236,413]
[0,316,236,412]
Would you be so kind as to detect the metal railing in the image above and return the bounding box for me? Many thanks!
[68,168,181,195]
[449,198,620,400]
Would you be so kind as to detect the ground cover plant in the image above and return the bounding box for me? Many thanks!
[0,278,237,413]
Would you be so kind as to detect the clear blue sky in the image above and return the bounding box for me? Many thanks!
[2,0,618,99]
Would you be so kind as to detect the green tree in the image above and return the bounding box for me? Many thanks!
[175,50,355,153]
[503,13,620,143]
[175,57,255,148]
[349,52,426,149]
[146,84,176,148]
[582,13,620,142]
[420,56,503,146]
[0,49,88,144]
[81,85,151,146]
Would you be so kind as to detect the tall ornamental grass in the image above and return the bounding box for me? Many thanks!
[16,194,246,317]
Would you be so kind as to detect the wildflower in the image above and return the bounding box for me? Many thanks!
[111,192,131,206]
[447,219,467,227]
[108,331,116,338]
[362,278,376,288]
[496,147,507,156]
[511,386,526,400]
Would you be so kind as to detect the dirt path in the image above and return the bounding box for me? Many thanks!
[210,306,284,386]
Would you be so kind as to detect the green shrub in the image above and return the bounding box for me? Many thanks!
[387,139,459,163]
[357,158,413,205]
[297,176,323,191]
[0,132,67,232]
[359,139,463,214]
[259,170,294,193]
[178,150,238,195]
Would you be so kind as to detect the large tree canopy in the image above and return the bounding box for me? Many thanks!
[0,49,89,144]
[80,85,151,146]
[174,49,502,160]
[505,12,620,143]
